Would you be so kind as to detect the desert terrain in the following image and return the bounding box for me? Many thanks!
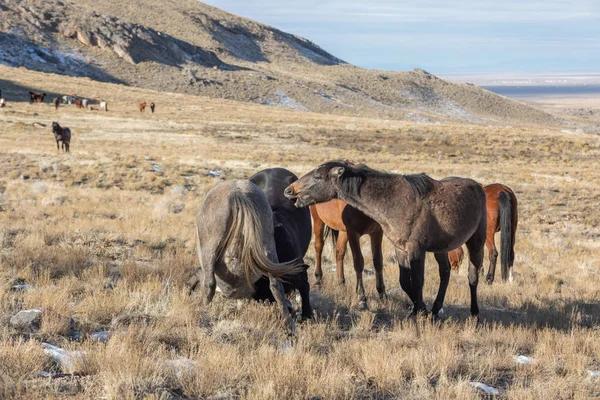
[0,64,599,399]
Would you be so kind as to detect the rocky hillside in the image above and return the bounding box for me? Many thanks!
[0,0,559,125]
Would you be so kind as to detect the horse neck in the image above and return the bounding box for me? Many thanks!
[335,172,412,228]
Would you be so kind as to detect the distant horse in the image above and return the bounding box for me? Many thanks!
[250,168,313,319]
[51,122,71,153]
[29,91,46,103]
[285,160,487,318]
[100,101,108,111]
[150,102,155,113]
[449,183,518,283]
[0,98,5,108]
[62,95,73,105]
[311,199,384,309]
[82,99,88,108]
[139,102,147,113]
[53,97,60,110]
[187,180,304,330]
[74,99,84,109]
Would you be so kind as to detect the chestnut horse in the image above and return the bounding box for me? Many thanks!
[29,91,46,103]
[139,102,147,113]
[285,161,486,318]
[449,183,518,283]
[311,200,384,309]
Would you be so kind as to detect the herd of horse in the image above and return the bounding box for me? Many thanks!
[191,162,518,330]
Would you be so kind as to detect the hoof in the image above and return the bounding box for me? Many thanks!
[357,300,368,311]
[337,279,346,286]
[378,292,388,301]
[485,276,494,285]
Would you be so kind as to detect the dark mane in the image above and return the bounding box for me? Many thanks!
[404,173,435,196]
[338,163,385,198]
[337,162,434,198]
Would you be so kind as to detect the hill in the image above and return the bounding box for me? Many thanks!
[0,0,561,125]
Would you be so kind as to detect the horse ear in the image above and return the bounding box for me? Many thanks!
[330,166,345,178]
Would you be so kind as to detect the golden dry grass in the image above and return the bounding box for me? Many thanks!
[1,66,600,399]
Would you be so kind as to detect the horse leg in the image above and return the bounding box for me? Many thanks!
[397,248,414,305]
[370,229,386,299]
[296,269,313,320]
[408,250,428,315]
[466,218,486,317]
[56,140,60,151]
[448,246,464,272]
[311,208,325,286]
[269,275,296,333]
[335,231,348,285]
[485,234,498,284]
[347,231,367,310]
[431,252,451,316]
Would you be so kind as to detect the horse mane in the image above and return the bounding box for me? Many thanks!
[404,173,435,196]
[338,163,434,198]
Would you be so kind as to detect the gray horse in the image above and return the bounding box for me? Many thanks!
[188,180,303,329]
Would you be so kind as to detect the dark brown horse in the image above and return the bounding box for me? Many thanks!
[51,122,71,153]
[310,200,384,309]
[285,161,487,317]
[53,97,60,110]
[29,91,46,103]
[139,102,147,113]
[449,183,518,283]
[149,102,155,113]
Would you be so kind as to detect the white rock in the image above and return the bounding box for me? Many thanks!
[588,370,600,379]
[42,343,86,372]
[470,382,500,395]
[166,358,196,376]
[90,331,111,342]
[513,355,534,365]
[10,308,42,330]
[208,169,222,177]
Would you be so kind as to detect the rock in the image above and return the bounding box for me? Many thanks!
[42,343,86,373]
[166,358,196,376]
[10,308,42,330]
[587,370,600,379]
[470,382,500,395]
[90,331,111,342]
[513,355,534,365]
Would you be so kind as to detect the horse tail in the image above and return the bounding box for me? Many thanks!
[323,225,339,257]
[223,191,304,288]
[499,191,514,281]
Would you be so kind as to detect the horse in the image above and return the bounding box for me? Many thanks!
[62,95,73,105]
[29,91,46,103]
[250,168,313,319]
[448,183,518,283]
[53,97,60,110]
[100,101,108,111]
[74,99,84,109]
[285,160,487,318]
[139,102,147,113]
[310,199,385,309]
[187,180,304,331]
[82,99,88,109]
[0,98,5,108]
[51,122,71,153]
[150,102,155,113]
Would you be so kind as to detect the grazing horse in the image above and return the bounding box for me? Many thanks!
[29,91,46,103]
[74,99,84,109]
[187,180,304,330]
[139,102,147,113]
[53,97,60,110]
[150,102,155,113]
[100,101,108,111]
[449,183,518,283]
[285,161,487,318]
[51,122,71,153]
[311,200,385,309]
[250,168,313,319]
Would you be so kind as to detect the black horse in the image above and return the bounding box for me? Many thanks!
[250,168,313,319]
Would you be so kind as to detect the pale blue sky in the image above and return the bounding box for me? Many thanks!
[202,0,600,74]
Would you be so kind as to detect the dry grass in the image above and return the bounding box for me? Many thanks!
[0,66,599,399]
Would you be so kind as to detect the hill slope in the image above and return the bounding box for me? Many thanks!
[0,0,559,125]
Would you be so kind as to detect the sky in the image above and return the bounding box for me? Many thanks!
[202,0,600,74]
